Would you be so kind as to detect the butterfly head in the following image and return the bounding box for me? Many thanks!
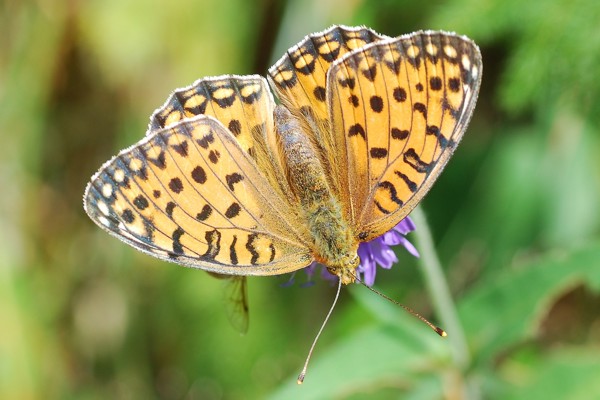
[326,252,360,285]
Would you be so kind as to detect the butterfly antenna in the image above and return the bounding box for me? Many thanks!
[297,277,343,384]
[353,273,447,337]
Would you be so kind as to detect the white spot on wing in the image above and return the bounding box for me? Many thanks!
[114,169,125,182]
[461,54,471,70]
[97,201,110,216]
[102,183,113,198]
[444,45,457,58]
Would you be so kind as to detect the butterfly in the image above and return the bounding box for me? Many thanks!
[84,26,481,333]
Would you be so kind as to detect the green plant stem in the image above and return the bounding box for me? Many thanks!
[411,207,470,370]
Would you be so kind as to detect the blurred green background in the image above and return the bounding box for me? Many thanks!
[2,0,600,398]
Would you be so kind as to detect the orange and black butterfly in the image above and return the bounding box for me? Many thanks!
[84,26,481,333]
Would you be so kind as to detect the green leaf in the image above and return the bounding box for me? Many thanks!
[502,346,600,400]
[458,243,600,365]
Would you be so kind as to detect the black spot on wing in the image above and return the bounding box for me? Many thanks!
[404,148,432,173]
[142,218,155,242]
[370,147,388,159]
[348,123,366,140]
[462,64,476,85]
[169,177,183,193]
[196,204,212,221]
[426,125,448,148]
[228,119,242,136]
[122,209,135,223]
[246,233,260,265]
[338,77,356,89]
[370,95,384,112]
[391,128,409,140]
[138,166,148,181]
[314,86,326,102]
[361,64,377,82]
[448,77,460,92]
[203,229,221,259]
[191,166,207,184]
[374,180,403,214]
[197,132,214,149]
[165,201,176,218]
[395,171,417,192]
[429,76,443,91]
[133,195,149,210]
[269,243,276,262]
[149,150,167,169]
[225,202,241,219]
[393,87,407,102]
[120,175,131,190]
[208,150,220,164]
[226,173,243,191]
[171,141,189,157]
[230,235,238,265]
[414,102,427,118]
[442,99,460,119]
[172,227,185,254]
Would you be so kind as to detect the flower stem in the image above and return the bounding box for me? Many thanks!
[411,207,470,369]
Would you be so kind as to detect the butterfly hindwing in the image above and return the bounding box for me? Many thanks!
[223,275,250,334]
[207,272,250,334]
[327,31,482,240]
[84,116,313,275]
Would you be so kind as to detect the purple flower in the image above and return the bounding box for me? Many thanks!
[285,217,419,287]
[356,217,419,286]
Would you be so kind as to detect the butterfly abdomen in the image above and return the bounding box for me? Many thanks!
[275,106,358,282]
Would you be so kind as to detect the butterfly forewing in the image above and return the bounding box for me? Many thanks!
[327,31,482,240]
[268,26,388,122]
[268,26,389,198]
[84,116,313,275]
[147,75,293,202]
[149,75,273,146]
